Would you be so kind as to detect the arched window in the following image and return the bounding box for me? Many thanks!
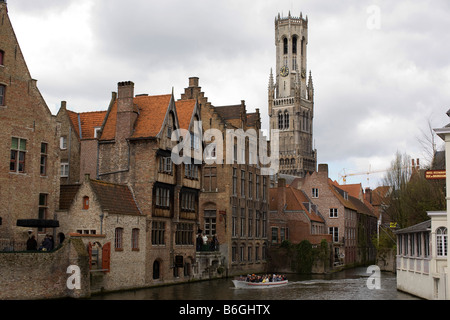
[306,111,310,132]
[302,111,306,131]
[278,111,284,129]
[301,36,305,56]
[82,196,89,210]
[153,260,160,279]
[437,227,447,257]
[284,111,289,129]
[292,35,298,54]
[302,111,309,132]
[283,37,288,55]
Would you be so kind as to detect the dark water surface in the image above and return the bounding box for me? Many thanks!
[91,267,418,300]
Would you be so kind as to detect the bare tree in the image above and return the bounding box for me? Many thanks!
[382,151,445,228]
[381,151,412,228]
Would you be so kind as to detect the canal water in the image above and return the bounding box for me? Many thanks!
[91,267,418,300]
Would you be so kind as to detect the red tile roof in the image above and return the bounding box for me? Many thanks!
[67,110,107,140]
[175,99,196,130]
[100,94,173,141]
[59,179,141,216]
[89,179,141,216]
[269,186,324,223]
[79,111,107,139]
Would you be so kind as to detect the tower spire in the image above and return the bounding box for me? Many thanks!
[269,68,274,89]
[307,71,314,101]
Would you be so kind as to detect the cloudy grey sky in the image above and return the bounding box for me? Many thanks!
[7,0,450,188]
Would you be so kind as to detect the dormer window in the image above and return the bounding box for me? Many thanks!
[94,127,101,139]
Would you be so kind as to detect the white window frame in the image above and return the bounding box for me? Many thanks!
[330,208,338,218]
[329,227,339,243]
[436,227,447,257]
[94,127,101,139]
[60,162,69,177]
[60,136,67,150]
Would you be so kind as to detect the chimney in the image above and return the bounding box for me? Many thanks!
[277,178,287,213]
[189,77,199,88]
[116,81,136,140]
[365,187,372,204]
[117,81,134,113]
[318,164,328,176]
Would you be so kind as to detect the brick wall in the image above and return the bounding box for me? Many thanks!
[57,177,148,292]
[0,2,60,243]
[0,238,90,299]
[56,103,81,184]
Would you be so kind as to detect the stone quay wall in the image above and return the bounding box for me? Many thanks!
[0,238,90,299]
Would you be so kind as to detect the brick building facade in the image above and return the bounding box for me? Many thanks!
[56,102,106,184]
[269,178,331,246]
[180,77,270,276]
[0,1,60,245]
[97,81,201,283]
[292,164,377,267]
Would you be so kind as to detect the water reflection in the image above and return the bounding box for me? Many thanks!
[92,267,418,300]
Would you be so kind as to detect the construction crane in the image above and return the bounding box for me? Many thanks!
[339,167,388,185]
[339,159,419,185]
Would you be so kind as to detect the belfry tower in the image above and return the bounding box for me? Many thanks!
[268,12,317,177]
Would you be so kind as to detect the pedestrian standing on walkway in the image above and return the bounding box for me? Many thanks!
[26,235,37,251]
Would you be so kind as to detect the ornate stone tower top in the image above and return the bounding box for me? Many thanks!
[274,11,310,100]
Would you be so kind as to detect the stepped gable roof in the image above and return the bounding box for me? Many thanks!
[89,179,141,216]
[100,94,173,141]
[214,104,243,120]
[59,184,81,210]
[67,110,107,140]
[246,111,261,129]
[175,99,197,130]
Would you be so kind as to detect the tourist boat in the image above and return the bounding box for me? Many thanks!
[232,279,288,289]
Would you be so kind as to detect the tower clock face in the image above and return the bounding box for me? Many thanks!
[280,65,289,77]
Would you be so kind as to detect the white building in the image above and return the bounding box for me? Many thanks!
[396,113,450,299]
[396,212,447,299]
